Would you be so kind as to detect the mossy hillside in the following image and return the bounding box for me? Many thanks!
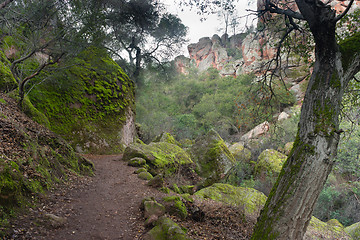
[28,47,135,154]
[0,50,17,92]
[191,130,236,187]
[123,141,193,176]
[345,221,360,240]
[194,183,267,218]
[305,217,351,239]
[0,122,93,232]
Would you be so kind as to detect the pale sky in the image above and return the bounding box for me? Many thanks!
[161,0,257,55]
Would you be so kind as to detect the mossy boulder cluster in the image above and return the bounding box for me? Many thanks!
[28,47,135,154]
[191,129,236,187]
[305,217,352,239]
[254,149,287,178]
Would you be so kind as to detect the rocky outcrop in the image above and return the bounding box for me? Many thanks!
[191,129,236,187]
[254,149,287,178]
[305,217,352,240]
[123,141,193,176]
[345,221,360,240]
[28,47,136,154]
[194,183,267,218]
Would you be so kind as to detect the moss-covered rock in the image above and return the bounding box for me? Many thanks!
[163,196,188,220]
[144,216,190,240]
[28,47,135,154]
[191,129,236,188]
[254,149,287,178]
[153,132,180,146]
[284,142,294,155]
[345,221,360,240]
[228,142,251,163]
[128,157,147,167]
[305,217,351,239]
[123,141,193,176]
[138,171,153,181]
[194,183,266,218]
[0,50,17,92]
[143,198,166,227]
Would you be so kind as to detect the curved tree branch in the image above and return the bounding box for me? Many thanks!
[334,0,354,22]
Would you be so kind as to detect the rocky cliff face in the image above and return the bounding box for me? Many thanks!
[175,30,279,77]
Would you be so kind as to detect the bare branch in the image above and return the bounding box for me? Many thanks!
[262,0,305,20]
[334,0,355,22]
[0,0,15,10]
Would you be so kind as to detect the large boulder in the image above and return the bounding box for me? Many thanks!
[305,217,351,240]
[191,130,236,187]
[123,141,193,176]
[254,149,287,178]
[241,121,270,141]
[228,142,252,163]
[345,221,360,240]
[28,47,135,154]
[194,183,266,218]
[153,132,180,146]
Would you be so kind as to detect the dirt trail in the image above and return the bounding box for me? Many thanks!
[50,155,155,240]
[10,155,157,240]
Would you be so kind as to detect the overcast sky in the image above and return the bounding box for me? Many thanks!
[161,0,257,55]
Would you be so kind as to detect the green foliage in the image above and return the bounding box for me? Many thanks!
[136,66,296,142]
[313,178,360,227]
[334,121,360,180]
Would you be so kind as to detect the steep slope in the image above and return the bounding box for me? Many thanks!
[0,92,93,234]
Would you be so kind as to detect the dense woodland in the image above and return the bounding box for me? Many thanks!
[1,0,360,239]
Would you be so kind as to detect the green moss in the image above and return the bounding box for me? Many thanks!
[345,221,360,240]
[192,130,236,187]
[123,142,193,176]
[163,196,188,219]
[0,50,17,93]
[21,95,50,128]
[138,171,153,180]
[28,46,135,154]
[146,216,189,240]
[0,98,6,104]
[306,217,350,239]
[254,149,287,177]
[340,32,360,70]
[194,183,267,217]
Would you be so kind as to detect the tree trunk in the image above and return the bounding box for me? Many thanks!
[251,1,360,239]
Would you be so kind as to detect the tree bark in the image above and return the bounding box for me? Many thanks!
[251,1,360,239]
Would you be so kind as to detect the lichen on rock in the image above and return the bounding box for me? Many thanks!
[345,221,360,240]
[191,129,236,188]
[305,217,352,240]
[123,141,193,176]
[194,183,266,218]
[254,149,287,178]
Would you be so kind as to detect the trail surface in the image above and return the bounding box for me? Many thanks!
[9,155,156,240]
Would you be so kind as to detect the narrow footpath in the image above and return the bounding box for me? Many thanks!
[8,155,159,240]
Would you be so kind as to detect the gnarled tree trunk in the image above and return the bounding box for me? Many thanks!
[251,0,360,239]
